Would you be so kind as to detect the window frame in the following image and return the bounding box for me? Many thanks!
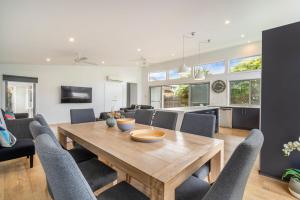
[229,78,261,106]
[148,71,167,82]
[228,55,262,73]
[193,60,226,76]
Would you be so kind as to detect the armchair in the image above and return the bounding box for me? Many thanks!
[0,118,35,168]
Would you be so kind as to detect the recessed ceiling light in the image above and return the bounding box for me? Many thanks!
[101,61,105,64]
[225,20,231,25]
[247,40,251,43]
[240,34,245,38]
[171,53,175,57]
[68,37,75,43]
[46,58,51,62]
[137,48,142,52]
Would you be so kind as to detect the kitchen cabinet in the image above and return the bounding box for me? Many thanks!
[232,107,260,130]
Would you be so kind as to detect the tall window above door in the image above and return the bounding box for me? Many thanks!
[229,55,262,73]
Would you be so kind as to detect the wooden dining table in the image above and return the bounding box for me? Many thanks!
[58,121,224,200]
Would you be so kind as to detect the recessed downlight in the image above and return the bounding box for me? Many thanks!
[68,37,75,43]
[137,48,142,52]
[247,40,251,43]
[240,34,245,38]
[46,58,51,62]
[101,61,105,64]
[225,20,231,25]
[171,53,175,57]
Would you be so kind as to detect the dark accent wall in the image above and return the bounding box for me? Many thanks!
[261,21,300,179]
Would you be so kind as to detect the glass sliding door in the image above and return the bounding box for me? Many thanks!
[150,86,162,109]
[190,83,210,106]
[163,85,189,108]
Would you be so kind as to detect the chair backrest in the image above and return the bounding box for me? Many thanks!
[134,109,154,125]
[35,134,96,200]
[29,120,62,148]
[70,109,96,124]
[152,111,178,130]
[34,114,49,127]
[180,113,216,137]
[202,129,264,200]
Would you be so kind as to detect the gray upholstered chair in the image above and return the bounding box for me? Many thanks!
[134,109,154,125]
[175,129,264,200]
[29,120,117,193]
[180,113,216,179]
[70,108,96,124]
[152,111,178,130]
[35,134,149,200]
[34,114,96,163]
[69,109,99,160]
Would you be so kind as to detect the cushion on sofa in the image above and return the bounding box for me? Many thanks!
[0,138,35,161]
[0,126,17,147]
[5,111,16,120]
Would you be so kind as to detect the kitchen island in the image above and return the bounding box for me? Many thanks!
[157,106,219,132]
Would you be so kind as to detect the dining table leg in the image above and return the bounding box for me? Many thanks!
[58,128,68,149]
[150,180,175,200]
[209,145,224,183]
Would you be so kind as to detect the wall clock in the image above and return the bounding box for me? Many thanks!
[212,80,226,93]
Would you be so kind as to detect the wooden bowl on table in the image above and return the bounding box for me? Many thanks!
[116,118,135,132]
[130,129,166,143]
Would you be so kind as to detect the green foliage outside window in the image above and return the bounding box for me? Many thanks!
[230,57,262,72]
[230,79,261,105]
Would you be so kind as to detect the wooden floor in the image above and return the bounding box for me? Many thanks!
[0,127,296,200]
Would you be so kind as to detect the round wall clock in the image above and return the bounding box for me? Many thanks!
[212,80,226,93]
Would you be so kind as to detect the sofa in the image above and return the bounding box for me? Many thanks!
[0,115,35,168]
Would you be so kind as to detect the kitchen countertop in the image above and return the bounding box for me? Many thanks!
[209,105,260,109]
[158,106,219,113]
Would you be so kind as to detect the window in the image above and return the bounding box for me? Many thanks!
[194,61,225,75]
[148,72,166,81]
[163,85,189,108]
[190,83,210,106]
[168,68,192,79]
[230,79,261,105]
[229,55,262,73]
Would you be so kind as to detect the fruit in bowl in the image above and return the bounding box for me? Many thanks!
[116,118,135,132]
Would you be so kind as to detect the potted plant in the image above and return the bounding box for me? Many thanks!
[282,138,300,198]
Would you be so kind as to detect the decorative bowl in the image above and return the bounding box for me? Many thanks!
[106,117,116,127]
[116,118,135,132]
[130,129,166,143]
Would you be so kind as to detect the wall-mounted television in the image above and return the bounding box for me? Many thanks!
[61,86,92,103]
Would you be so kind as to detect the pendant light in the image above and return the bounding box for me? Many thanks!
[178,33,195,75]
[194,39,211,80]
[178,35,188,74]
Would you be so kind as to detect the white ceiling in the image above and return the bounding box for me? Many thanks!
[0,0,300,66]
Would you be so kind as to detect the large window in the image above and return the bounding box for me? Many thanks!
[148,72,167,81]
[230,79,261,105]
[163,85,189,108]
[229,55,262,73]
[168,68,192,79]
[194,61,225,75]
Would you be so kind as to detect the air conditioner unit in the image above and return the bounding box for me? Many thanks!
[106,75,123,82]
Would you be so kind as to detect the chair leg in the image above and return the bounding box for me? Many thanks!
[30,155,34,168]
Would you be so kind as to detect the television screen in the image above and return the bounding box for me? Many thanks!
[61,86,92,103]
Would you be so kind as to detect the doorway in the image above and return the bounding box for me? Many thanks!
[3,75,37,117]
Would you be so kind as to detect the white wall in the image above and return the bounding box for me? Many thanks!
[142,42,262,106]
[0,64,142,124]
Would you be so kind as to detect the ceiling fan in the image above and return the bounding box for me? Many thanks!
[74,54,98,66]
